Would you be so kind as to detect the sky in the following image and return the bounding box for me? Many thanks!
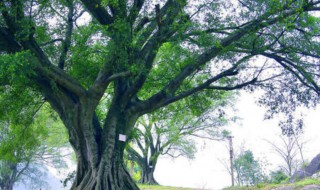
[154,91,320,190]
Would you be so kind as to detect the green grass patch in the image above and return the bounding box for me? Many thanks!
[294,178,320,187]
[138,184,195,190]
[138,178,320,190]
[223,178,320,190]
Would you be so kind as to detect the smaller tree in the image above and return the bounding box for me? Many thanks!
[127,115,197,184]
[0,103,69,190]
[0,120,46,190]
[266,133,307,176]
[269,169,288,184]
[233,150,267,186]
[126,92,233,184]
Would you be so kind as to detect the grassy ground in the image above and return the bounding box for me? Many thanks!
[138,184,195,190]
[138,178,320,190]
[223,178,320,190]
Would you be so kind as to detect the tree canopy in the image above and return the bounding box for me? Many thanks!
[0,0,319,189]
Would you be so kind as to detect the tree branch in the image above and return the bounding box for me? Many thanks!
[0,2,86,98]
[79,0,114,25]
[134,17,150,33]
[135,55,251,114]
[40,38,64,46]
[207,78,258,91]
[35,62,87,97]
[261,52,320,94]
[126,145,144,166]
[15,160,31,181]
[0,27,22,53]
[128,0,145,25]
[58,0,74,69]
[124,1,187,100]
[87,71,131,108]
[131,1,318,114]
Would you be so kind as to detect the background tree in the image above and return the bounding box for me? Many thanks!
[126,93,233,184]
[233,150,267,186]
[0,101,69,190]
[269,169,288,184]
[266,133,307,176]
[0,120,45,190]
[0,0,319,189]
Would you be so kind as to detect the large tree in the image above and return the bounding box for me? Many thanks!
[0,0,319,189]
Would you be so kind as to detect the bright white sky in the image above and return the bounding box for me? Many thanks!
[154,91,320,190]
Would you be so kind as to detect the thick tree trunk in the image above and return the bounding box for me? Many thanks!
[1,178,14,190]
[1,182,14,190]
[68,115,140,190]
[0,162,16,190]
[38,65,141,189]
[140,157,158,185]
[50,94,140,190]
[1,184,14,190]
[71,156,139,190]
[140,167,158,185]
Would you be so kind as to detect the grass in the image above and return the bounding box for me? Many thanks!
[294,178,320,187]
[223,178,320,190]
[138,184,196,190]
[138,178,320,190]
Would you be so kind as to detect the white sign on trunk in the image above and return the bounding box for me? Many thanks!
[119,134,127,142]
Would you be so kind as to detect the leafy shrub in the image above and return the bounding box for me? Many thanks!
[269,170,288,184]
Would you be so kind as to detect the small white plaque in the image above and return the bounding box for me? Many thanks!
[119,134,127,142]
[149,165,153,168]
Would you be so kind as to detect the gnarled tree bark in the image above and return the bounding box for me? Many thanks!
[40,82,141,190]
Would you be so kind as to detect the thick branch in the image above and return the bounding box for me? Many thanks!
[207,78,258,91]
[141,69,241,113]
[0,3,86,98]
[128,0,145,24]
[144,122,156,156]
[261,52,320,94]
[131,2,318,114]
[125,1,188,100]
[134,17,150,33]
[35,62,87,97]
[127,146,144,166]
[0,27,22,53]
[87,71,131,109]
[58,0,74,69]
[80,0,113,25]
[40,38,63,46]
